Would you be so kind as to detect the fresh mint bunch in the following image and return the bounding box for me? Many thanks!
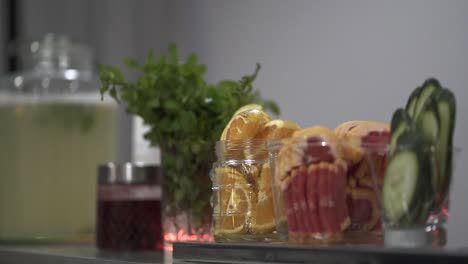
[99,43,279,220]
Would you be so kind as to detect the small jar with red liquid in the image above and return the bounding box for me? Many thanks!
[97,163,163,251]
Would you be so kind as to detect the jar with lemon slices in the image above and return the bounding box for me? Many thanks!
[211,104,300,242]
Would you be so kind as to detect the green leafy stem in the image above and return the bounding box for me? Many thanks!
[99,43,279,222]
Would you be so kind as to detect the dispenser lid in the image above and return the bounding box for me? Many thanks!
[98,163,161,185]
[0,34,97,94]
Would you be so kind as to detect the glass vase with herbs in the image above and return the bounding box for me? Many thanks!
[99,43,278,243]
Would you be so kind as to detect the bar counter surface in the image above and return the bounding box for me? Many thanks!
[2,242,468,264]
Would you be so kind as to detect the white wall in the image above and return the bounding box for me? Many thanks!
[165,0,468,247]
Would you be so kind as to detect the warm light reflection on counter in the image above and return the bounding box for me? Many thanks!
[163,228,213,251]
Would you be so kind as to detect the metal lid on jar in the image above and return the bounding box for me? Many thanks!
[98,163,161,185]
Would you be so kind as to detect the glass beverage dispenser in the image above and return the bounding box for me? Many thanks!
[0,34,117,243]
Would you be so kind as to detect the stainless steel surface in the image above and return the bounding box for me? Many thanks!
[0,245,162,264]
[2,242,468,264]
[98,163,160,185]
[173,242,468,264]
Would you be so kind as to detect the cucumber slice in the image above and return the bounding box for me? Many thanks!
[415,96,440,145]
[414,96,440,193]
[390,108,415,150]
[384,131,433,226]
[403,195,432,226]
[412,78,441,120]
[402,152,433,227]
[435,88,456,196]
[406,86,421,117]
[383,149,420,224]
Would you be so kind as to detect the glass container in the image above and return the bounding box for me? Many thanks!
[160,145,214,248]
[211,139,278,242]
[268,135,389,245]
[97,163,163,251]
[379,143,460,248]
[0,34,117,243]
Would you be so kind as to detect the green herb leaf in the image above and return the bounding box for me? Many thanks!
[124,57,139,68]
[168,43,178,63]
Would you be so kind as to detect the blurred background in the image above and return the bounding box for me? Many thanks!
[1,0,467,247]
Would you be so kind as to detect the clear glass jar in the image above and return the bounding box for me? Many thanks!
[211,139,278,242]
[0,34,117,243]
[381,144,460,248]
[268,137,350,244]
[268,135,389,245]
[97,163,163,251]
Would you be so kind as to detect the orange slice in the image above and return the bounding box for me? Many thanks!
[233,103,263,116]
[246,119,301,160]
[214,166,255,235]
[334,120,389,165]
[334,120,389,139]
[277,126,340,181]
[220,104,270,141]
[291,126,338,141]
[251,163,276,234]
[254,119,301,140]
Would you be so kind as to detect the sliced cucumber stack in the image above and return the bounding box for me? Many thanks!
[435,89,456,197]
[411,78,441,120]
[415,96,440,145]
[383,78,456,227]
[383,149,419,224]
[405,86,421,117]
[384,131,433,226]
[390,108,415,151]
[414,96,440,194]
